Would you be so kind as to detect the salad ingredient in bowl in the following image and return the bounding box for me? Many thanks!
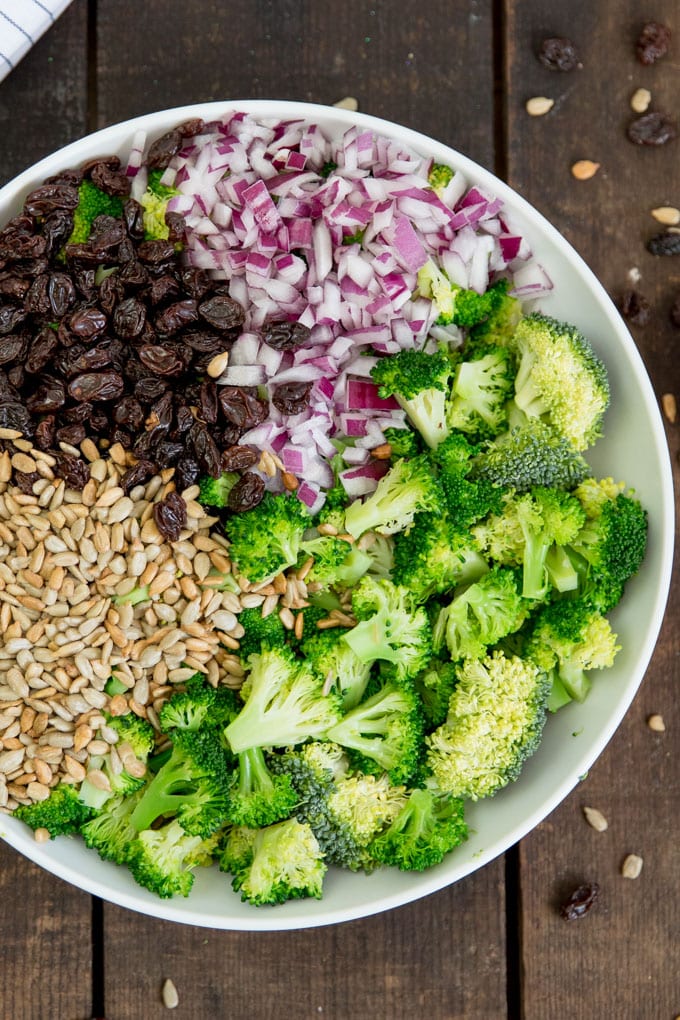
[0,102,670,930]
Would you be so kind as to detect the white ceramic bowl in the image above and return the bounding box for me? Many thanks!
[0,101,674,930]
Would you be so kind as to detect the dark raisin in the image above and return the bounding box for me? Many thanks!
[44,168,83,188]
[26,377,66,413]
[261,320,311,351]
[559,882,600,921]
[154,440,185,466]
[221,444,259,471]
[33,416,55,449]
[175,404,195,434]
[43,209,75,259]
[24,275,51,316]
[0,304,26,334]
[218,386,269,429]
[620,289,651,326]
[0,275,30,300]
[146,129,184,170]
[137,240,175,264]
[538,37,580,72]
[73,267,97,300]
[227,472,266,512]
[627,112,677,146]
[65,306,108,341]
[24,184,79,217]
[14,469,41,494]
[121,458,157,495]
[90,162,131,197]
[55,453,90,489]
[670,294,680,328]
[178,268,213,299]
[6,364,24,389]
[119,260,149,288]
[155,300,198,336]
[113,297,147,339]
[0,402,32,435]
[47,272,76,318]
[55,424,87,446]
[197,294,245,331]
[183,328,227,353]
[198,380,218,424]
[0,334,29,364]
[67,371,125,402]
[148,274,180,306]
[98,274,125,316]
[177,118,204,138]
[138,344,185,376]
[113,395,145,430]
[190,421,222,477]
[80,155,121,175]
[165,212,186,244]
[123,198,145,240]
[174,457,200,491]
[134,376,168,402]
[272,381,312,416]
[647,231,680,256]
[153,491,187,541]
[636,21,671,65]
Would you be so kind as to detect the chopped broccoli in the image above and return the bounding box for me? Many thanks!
[427,650,550,799]
[130,727,232,838]
[15,783,94,838]
[467,278,522,348]
[221,818,327,906]
[356,531,395,580]
[128,818,216,899]
[81,790,144,865]
[448,345,516,439]
[139,168,180,241]
[432,432,505,529]
[526,598,620,705]
[302,627,372,709]
[159,673,239,733]
[382,425,422,459]
[470,419,591,493]
[473,487,586,599]
[428,162,455,197]
[223,646,342,753]
[299,534,358,587]
[418,264,513,331]
[432,566,528,660]
[372,350,452,450]
[510,313,610,451]
[392,511,488,603]
[413,659,461,730]
[325,677,424,785]
[226,746,298,828]
[78,713,155,809]
[198,471,239,507]
[236,606,288,660]
[67,179,124,246]
[368,786,468,871]
[343,455,442,539]
[111,584,150,607]
[316,481,349,530]
[104,674,128,697]
[225,492,311,584]
[343,577,432,681]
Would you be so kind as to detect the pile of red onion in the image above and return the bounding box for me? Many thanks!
[127,113,553,513]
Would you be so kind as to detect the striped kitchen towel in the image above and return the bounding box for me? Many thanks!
[0,0,74,83]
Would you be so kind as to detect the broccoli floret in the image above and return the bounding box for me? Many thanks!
[427,650,550,799]
[418,264,513,331]
[526,598,620,705]
[130,727,232,838]
[226,746,298,828]
[431,433,506,528]
[510,313,610,451]
[316,481,349,530]
[67,179,124,246]
[392,511,488,603]
[221,818,327,906]
[15,783,94,838]
[368,786,468,871]
[343,455,442,539]
[299,534,359,587]
[473,487,586,599]
[107,712,155,760]
[470,417,591,494]
[413,659,460,730]
[325,677,424,785]
[302,628,372,709]
[198,471,239,507]
[343,577,432,681]
[428,163,455,197]
[81,790,144,864]
[432,566,529,660]
[467,278,522,348]
[128,818,216,899]
[382,425,422,459]
[236,606,288,660]
[223,646,342,753]
[225,492,311,584]
[159,674,239,733]
[568,483,648,611]
[356,531,395,580]
[448,345,516,439]
[139,168,180,241]
[371,351,452,450]
[78,713,155,809]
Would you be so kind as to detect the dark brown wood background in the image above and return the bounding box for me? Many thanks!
[0,2,678,1018]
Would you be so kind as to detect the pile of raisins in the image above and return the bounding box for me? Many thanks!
[0,129,314,499]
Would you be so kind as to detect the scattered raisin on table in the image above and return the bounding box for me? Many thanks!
[635,21,671,65]
[620,290,651,326]
[559,881,600,921]
[647,232,680,256]
[538,37,580,71]
[627,112,677,146]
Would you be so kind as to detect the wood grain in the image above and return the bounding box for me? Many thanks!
[504,2,680,1016]
[103,865,506,1020]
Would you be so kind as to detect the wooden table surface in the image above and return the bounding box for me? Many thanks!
[0,2,678,1018]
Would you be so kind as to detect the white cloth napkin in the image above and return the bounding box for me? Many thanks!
[0,0,73,83]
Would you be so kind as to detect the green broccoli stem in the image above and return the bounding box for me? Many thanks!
[342,619,397,665]
[545,546,579,592]
[238,746,274,799]
[558,661,591,703]
[521,532,551,600]
[129,756,193,832]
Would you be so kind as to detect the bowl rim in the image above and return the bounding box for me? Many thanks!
[0,99,674,931]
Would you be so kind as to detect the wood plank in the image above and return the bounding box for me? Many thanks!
[104,863,507,1020]
[504,1,680,1016]
[0,842,93,1020]
[94,0,496,166]
[0,2,89,186]
[97,5,506,1018]
[0,8,94,1019]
